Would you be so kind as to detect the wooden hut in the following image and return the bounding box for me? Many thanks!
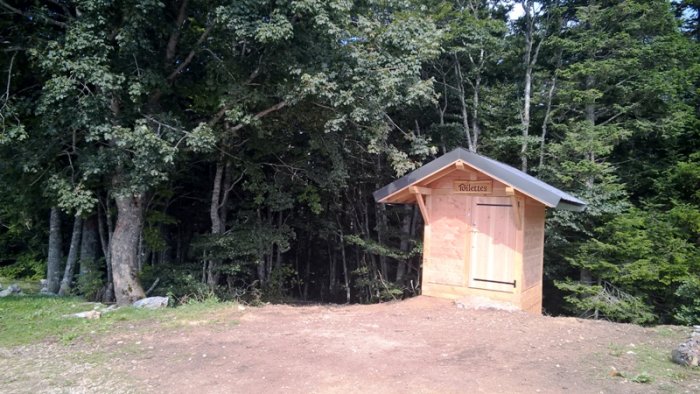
[373,148,586,313]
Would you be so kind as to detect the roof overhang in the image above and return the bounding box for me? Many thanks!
[373,148,586,212]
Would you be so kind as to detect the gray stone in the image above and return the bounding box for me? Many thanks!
[39,279,49,294]
[454,295,519,312]
[102,304,120,313]
[671,335,700,367]
[66,310,101,319]
[132,296,169,309]
[0,284,21,297]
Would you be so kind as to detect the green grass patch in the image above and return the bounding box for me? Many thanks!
[0,295,239,347]
[603,341,700,389]
[0,276,41,294]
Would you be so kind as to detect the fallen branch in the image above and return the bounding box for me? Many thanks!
[145,277,160,296]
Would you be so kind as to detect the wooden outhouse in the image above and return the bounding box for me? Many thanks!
[373,148,585,313]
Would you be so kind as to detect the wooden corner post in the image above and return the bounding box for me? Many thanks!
[505,187,522,229]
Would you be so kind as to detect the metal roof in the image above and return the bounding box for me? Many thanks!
[373,148,586,211]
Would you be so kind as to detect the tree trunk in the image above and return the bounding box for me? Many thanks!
[339,229,350,304]
[539,75,557,170]
[207,159,224,288]
[396,205,412,282]
[328,242,336,295]
[46,207,63,294]
[471,74,481,152]
[454,55,474,151]
[303,245,311,301]
[79,215,98,276]
[97,200,114,302]
[58,215,82,296]
[520,0,542,173]
[579,73,597,286]
[376,197,389,281]
[111,193,147,305]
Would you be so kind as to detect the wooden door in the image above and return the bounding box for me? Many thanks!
[468,196,518,293]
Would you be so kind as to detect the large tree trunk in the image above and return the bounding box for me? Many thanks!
[111,193,147,305]
[58,216,82,296]
[46,207,63,294]
[519,0,542,173]
[539,74,557,170]
[471,74,481,151]
[207,158,235,288]
[97,200,115,302]
[454,55,474,151]
[79,215,98,276]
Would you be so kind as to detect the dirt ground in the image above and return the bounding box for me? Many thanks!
[2,296,699,393]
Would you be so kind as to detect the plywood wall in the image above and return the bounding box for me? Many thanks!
[418,167,547,314]
[422,193,468,286]
[521,200,545,291]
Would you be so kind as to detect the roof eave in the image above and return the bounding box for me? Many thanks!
[555,200,587,212]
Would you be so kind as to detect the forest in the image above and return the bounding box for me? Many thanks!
[0,0,698,325]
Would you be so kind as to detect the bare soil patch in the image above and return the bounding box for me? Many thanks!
[2,296,698,393]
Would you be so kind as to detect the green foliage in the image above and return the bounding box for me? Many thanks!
[76,262,105,301]
[558,206,700,324]
[352,266,404,304]
[139,264,210,303]
[47,176,98,217]
[261,266,300,302]
[674,277,700,325]
[631,372,653,384]
[345,234,421,261]
[194,223,295,262]
[0,253,44,281]
[143,210,177,253]
[556,280,657,325]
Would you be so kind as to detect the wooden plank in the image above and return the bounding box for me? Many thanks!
[468,196,518,293]
[453,180,493,194]
[511,197,522,229]
[422,282,516,302]
[414,192,429,224]
[505,187,522,229]
[422,194,468,286]
[409,186,432,195]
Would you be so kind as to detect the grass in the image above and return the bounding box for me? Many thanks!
[0,294,238,347]
[0,276,41,293]
[604,340,700,390]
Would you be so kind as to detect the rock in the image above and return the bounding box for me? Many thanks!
[66,310,101,319]
[237,304,246,311]
[454,295,519,312]
[39,279,49,294]
[133,296,169,309]
[671,334,700,367]
[102,304,120,313]
[0,284,21,297]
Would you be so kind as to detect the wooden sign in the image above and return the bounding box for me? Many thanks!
[453,180,492,194]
